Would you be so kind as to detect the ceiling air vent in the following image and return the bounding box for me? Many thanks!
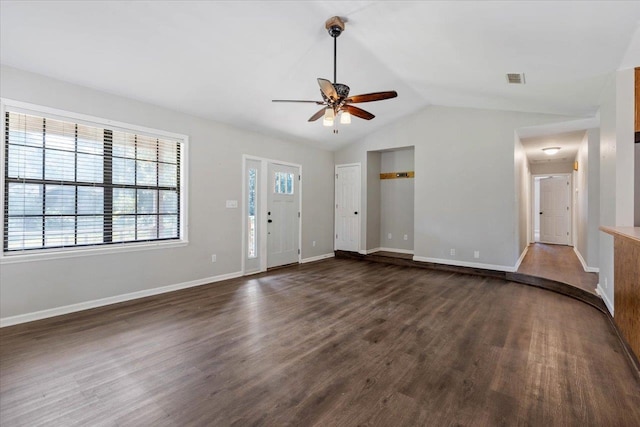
[506,73,525,84]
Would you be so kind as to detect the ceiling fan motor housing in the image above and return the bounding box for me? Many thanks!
[320,83,350,104]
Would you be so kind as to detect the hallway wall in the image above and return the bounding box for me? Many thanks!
[335,105,580,270]
[598,67,636,314]
[575,128,600,270]
[380,148,414,252]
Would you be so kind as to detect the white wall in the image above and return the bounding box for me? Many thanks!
[0,65,335,321]
[575,128,600,270]
[636,143,640,226]
[380,148,414,252]
[530,161,575,175]
[586,129,601,268]
[335,105,580,270]
[534,179,541,239]
[366,151,381,251]
[615,69,636,226]
[514,135,530,259]
[598,68,636,314]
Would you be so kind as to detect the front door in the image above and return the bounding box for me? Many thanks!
[267,163,300,268]
[539,176,570,245]
[335,164,361,252]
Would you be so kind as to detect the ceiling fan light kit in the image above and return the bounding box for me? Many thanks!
[322,107,335,126]
[272,16,398,132]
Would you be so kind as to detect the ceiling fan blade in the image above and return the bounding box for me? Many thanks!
[345,91,398,103]
[308,108,326,122]
[317,78,338,101]
[272,99,324,104]
[343,105,375,120]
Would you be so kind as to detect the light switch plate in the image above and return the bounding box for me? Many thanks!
[226,200,238,208]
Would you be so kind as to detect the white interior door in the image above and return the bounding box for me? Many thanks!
[267,163,300,268]
[335,164,360,252]
[539,176,570,245]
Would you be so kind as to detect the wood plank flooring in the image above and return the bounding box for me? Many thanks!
[517,243,598,293]
[1,258,639,426]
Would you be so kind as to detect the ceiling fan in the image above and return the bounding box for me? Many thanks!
[272,16,398,131]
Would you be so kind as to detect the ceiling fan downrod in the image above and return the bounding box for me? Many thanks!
[325,16,345,84]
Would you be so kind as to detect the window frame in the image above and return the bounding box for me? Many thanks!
[0,99,189,264]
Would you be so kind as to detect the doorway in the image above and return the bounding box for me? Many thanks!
[242,156,301,274]
[532,174,572,245]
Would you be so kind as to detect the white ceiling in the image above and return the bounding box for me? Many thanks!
[521,130,586,164]
[1,1,639,150]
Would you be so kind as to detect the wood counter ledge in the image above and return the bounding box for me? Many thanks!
[600,225,640,243]
[600,225,640,374]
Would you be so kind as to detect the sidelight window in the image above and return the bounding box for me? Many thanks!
[247,168,257,258]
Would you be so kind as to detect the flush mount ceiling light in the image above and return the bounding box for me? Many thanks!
[272,16,398,133]
[542,147,561,155]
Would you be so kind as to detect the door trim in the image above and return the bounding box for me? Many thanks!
[334,163,361,252]
[242,155,302,274]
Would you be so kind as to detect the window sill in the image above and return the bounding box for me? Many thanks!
[0,240,188,265]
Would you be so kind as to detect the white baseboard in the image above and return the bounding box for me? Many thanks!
[0,271,243,328]
[597,284,614,315]
[514,245,529,271]
[377,247,414,255]
[360,247,381,255]
[573,247,599,273]
[358,247,415,255]
[301,253,334,264]
[412,256,517,272]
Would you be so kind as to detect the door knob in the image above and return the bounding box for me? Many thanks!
[540,212,543,214]
[268,219,273,223]
[354,211,358,215]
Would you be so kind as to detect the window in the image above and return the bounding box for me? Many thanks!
[3,107,185,254]
[274,171,294,194]
[247,168,257,258]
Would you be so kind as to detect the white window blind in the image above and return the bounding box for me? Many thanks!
[4,110,182,252]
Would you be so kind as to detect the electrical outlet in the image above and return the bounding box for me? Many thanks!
[312,240,316,247]
[474,251,480,259]
[403,234,408,241]
[450,248,456,256]
[211,254,217,263]
[604,277,608,289]
[388,233,392,240]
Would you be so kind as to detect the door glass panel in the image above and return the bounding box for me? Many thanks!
[274,172,294,194]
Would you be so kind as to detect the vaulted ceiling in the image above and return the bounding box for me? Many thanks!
[1,1,639,150]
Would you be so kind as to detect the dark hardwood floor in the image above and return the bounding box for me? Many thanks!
[1,258,639,426]
[518,243,598,294]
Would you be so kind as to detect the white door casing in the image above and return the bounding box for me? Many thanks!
[335,164,361,252]
[539,176,570,245]
[242,156,301,274]
[267,162,300,268]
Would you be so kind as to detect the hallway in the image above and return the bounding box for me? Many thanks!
[517,243,598,294]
